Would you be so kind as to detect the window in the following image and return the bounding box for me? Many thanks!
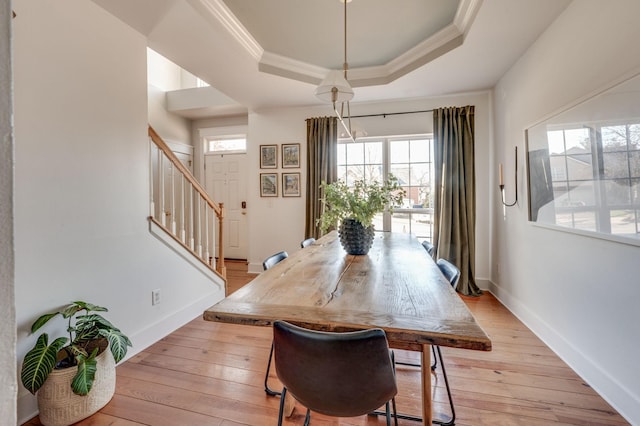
[337,135,434,241]
[205,136,246,154]
[542,122,640,236]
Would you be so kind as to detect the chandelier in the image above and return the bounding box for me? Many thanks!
[314,0,357,141]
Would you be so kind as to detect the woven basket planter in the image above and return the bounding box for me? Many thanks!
[37,347,116,426]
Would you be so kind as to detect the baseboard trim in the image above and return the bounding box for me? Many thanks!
[487,280,637,424]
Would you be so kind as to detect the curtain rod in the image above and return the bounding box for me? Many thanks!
[344,109,434,119]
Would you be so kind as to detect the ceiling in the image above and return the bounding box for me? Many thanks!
[92,0,572,119]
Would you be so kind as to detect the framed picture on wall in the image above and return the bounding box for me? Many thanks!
[282,172,301,197]
[260,145,277,169]
[260,173,278,197]
[282,143,300,168]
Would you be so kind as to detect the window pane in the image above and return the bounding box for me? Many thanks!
[603,152,629,179]
[337,144,346,166]
[606,179,631,205]
[572,211,597,232]
[390,164,410,185]
[567,180,595,206]
[364,142,383,164]
[630,151,640,177]
[390,140,409,163]
[547,130,566,154]
[365,164,383,182]
[567,154,593,180]
[632,179,640,203]
[610,210,638,235]
[602,125,627,152]
[346,143,364,164]
[630,124,640,149]
[565,128,590,151]
[207,138,246,153]
[410,139,430,162]
[410,163,431,187]
[345,165,365,185]
[550,155,568,181]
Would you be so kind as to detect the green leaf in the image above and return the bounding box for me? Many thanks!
[30,312,61,333]
[61,303,83,319]
[72,301,108,313]
[20,334,68,394]
[71,349,98,395]
[101,329,132,363]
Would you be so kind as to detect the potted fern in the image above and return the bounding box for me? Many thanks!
[21,301,132,426]
[319,175,404,254]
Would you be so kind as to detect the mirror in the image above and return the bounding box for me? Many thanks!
[526,71,640,242]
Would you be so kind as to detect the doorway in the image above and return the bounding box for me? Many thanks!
[204,153,248,260]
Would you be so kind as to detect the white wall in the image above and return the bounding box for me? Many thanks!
[492,1,640,423]
[0,1,17,424]
[147,49,192,144]
[12,1,224,422]
[245,93,492,276]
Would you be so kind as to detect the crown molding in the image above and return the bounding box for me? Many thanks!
[188,0,263,61]
[194,0,482,88]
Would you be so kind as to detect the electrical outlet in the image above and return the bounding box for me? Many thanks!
[152,289,161,306]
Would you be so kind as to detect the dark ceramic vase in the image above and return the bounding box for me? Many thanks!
[338,218,375,255]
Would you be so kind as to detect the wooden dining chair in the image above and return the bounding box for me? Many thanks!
[300,237,316,248]
[262,250,288,396]
[273,320,398,426]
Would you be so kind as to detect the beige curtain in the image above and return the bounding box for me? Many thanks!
[305,116,338,239]
[433,106,482,296]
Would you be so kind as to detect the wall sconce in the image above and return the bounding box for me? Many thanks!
[499,146,518,207]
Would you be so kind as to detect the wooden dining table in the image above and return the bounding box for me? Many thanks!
[204,231,491,425]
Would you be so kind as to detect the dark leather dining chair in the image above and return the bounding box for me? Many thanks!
[436,258,460,289]
[262,251,288,271]
[300,237,316,248]
[262,250,289,396]
[422,240,435,257]
[273,320,398,426]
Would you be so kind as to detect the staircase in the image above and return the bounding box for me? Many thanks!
[147,126,226,282]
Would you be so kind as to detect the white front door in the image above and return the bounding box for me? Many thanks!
[204,154,248,260]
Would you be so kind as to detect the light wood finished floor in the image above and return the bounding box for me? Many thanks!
[24,260,629,425]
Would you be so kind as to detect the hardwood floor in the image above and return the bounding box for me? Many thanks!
[24,260,629,425]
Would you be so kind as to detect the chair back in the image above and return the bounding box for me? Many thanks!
[263,251,288,271]
[273,320,397,418]
[436,258,460,288]
[300,238,316,248]
[422,240,435,256]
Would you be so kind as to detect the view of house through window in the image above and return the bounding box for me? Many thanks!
[337,135,434,241]
[546,122,640,236]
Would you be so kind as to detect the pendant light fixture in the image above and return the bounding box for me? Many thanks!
[315,0,357,141]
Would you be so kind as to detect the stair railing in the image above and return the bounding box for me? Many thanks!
[148,126,226,279]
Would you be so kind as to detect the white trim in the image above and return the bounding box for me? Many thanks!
[187,0,263,61]
[149,220,224,283]
[529,221,640,248]
[197,0,482,88]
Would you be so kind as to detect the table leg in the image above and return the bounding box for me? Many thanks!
[421,344,432,425]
